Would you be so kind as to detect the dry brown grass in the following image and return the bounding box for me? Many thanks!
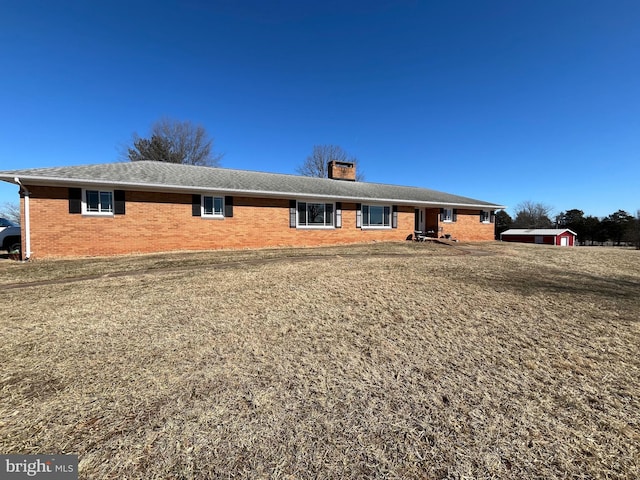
[0,242,638,479]
[0,242,455,287]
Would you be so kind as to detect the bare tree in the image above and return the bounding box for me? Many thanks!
[123,118,223,167]
[513,201,554,229]
[0,201,20,224]
[296,145,364,181]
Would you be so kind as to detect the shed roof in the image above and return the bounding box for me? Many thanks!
[0,161,505,209]
[501,228,577,236]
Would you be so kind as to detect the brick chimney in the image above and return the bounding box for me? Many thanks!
[327,160,356,181]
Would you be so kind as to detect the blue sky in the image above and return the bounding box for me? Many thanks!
[1,0,638,218]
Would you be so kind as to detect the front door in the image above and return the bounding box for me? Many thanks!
[560,236,569,246]
[425,208,440,237]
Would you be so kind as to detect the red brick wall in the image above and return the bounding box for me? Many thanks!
[22,187,496,258]
[420,208,494,241]
[438,208,495,241]
[23,187,421,258]
[328,161,356,181]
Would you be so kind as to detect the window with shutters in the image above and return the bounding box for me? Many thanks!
[442,208,454,222]
[83,189,113,215]
[297,201,334,228]
[202,195,224,218]
[361,204,391,228]
[480,210,491,223]
[194,195,232,218]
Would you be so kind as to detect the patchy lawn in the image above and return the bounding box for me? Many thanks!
[0,242,638,479]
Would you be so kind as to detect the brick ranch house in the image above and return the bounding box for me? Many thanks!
[0,161,504,260]
[500,228,577,247]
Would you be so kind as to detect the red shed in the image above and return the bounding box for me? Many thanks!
[500,228,577,246]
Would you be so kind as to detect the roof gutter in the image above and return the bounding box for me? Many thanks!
[13,177,31,261]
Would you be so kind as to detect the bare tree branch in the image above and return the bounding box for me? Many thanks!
[0,201,20,224]
[296,145,365,181]
[123,118,224,167]
[513,201,554,229]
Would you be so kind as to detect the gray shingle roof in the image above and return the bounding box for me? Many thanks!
[0,161,504,208]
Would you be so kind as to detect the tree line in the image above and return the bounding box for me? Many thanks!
[496,201,640,248]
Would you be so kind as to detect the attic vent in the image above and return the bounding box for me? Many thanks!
[328,160,356,181]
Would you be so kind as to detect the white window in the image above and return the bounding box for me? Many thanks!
[202,195,224,218]
[481,210,491,223]
[297,202,334,228]
[83,189,113,215]
[362,205,391,228]
[442,208,453,222]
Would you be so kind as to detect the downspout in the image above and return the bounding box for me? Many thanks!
[14,177,31,261]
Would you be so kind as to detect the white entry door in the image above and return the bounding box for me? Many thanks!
[560,236,569,246]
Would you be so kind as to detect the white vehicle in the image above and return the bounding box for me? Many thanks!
[0,218,21,253]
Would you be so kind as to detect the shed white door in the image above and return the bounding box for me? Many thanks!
[560,236,568,246]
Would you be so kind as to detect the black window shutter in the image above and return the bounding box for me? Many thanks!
[490,211,495,223]
[192,194,201,216]
[356,203,362,228]
[453,208,458,222]
[69,188,82,214]
[439,207,444,222]
[336,202,342,228]
[224,196,234,217]
[392,205,398,228]
[289,200,297,228]
[114,190,126,215]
